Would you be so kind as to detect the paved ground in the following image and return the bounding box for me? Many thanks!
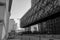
[7,35,60,40]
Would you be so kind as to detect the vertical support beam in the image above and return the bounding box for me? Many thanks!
[0,23,3,40]
[1,25,6,40]
[3,0,9,39]
[0,2,6,40]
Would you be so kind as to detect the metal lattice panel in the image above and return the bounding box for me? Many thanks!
[21,0,60,28]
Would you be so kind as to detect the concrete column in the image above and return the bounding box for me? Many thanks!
[1,25,6,40]
[0,23,4,40]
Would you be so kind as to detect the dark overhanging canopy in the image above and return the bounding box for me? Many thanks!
[20,0,60,28]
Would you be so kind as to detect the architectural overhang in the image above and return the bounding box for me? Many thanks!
[20,0,60,28]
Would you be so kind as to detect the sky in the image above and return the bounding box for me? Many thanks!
[10,0,31,19]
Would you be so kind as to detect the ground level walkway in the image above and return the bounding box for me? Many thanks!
[7,34,60,40]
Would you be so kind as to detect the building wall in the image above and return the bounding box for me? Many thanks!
[25,27,29,31]
[8,19,15,33]
[0,6,5,20]
[0,0,6,3]
[13,23,17,31]
[3,0,10,40]
[0,0,13,40]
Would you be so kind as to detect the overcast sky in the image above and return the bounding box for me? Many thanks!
[10,0,31,19]
[10,0,31,28]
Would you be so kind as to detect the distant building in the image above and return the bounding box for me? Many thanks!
[8,19,17,33]
[25,27,31,32]
[16,28,25,33]
[13,23,17,31]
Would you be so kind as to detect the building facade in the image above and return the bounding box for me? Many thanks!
[0,0,13,40]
